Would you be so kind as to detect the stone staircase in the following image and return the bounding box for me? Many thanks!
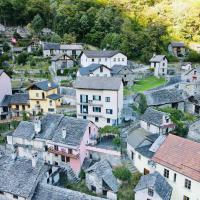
[121,156,138,174]
[62,164,80,184]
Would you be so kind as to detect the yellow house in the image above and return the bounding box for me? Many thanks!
[27,80,62,115]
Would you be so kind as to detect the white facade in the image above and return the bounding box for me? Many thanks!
[135,188,163,200]
[80,53,127,68]
[154,164,200,200]
[76,84,123,128]
[150,57,168,77]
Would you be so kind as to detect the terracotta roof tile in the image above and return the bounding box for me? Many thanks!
[152,134,200,182]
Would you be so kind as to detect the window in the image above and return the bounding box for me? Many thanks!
[166,118,169,123]
[194,70,197,75]
[80,105,88,114]
[92,58,94,62]
[91,185,96,192]
[42,92,45,99]
[54,145,58,151]
[93,107,101,112]
[107,118,110,123]
[49,168,52,175]
[105,97,110,102]
[83,116,87,119]
[36,93,39,97]
[105,58,107,61]
[113,58,116,62]
[164,169,169,178]
[138,154,141,159]
[80,95,88,103]
[162,68,165,72]
[68,149,72,154]
[66,157,70,162]
[183,196,190,200]
[13,195,18,199]
[100,66,103,72]
[36,101,39,104]
[95,117,99,122]
[148,188,154,197]
[103,190,107,196]
[185,179,191,189]
[0,191,4,195]
[61,155,65,162]
[173,173,177,182]
[99,58,101,62]
[106,109,113,114]
[48,108,55,112]
[122,58,124,61]
[49,100,53,106]
[93,95,101,101]
[118,58,120,61]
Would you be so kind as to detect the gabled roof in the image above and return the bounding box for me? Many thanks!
[73,77,122,91]
[152,134,200,182]
[10,93,29,105]
[60,44,83,50]
[150,55,166,62]
[0,156,48,199]
[32,183,106,200]
[170,41,185,47]
[43,42,60,50]
[86,160,120,193]
[111,65,132,75]
[46,93,62,100]
[0,95,12,107]
[83,50,120,58]
[140,108,169,127]
[27,80,58,91]
[134,172,172,200]
[78,64,111,76]
[146,89,186,106]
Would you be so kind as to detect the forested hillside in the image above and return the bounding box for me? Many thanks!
[0,0,199,62]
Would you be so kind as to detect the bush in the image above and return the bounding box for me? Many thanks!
[138,93,147,114]
[185,50,200,62]
[113,166,131,181]
[99,125,120,136]
[17,52,28,65]
[112,137,121,147]
[79,169,86,180]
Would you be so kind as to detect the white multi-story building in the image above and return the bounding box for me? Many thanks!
[150,55,168,77]
[152,134,200,200]
[80,50,127,68]
[74,76,123,128]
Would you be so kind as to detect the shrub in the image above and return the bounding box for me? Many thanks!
[17,52,28,65]
[112,137,121,147]
[185,50,200,62]
[79,169,86,180]
[138,93,147,114]
[113,166,131,181]
[99,125,120,136]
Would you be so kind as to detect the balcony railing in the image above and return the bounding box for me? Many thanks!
[48,147,79,159]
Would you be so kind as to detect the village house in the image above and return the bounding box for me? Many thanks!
[111,65,134,86]
[27,80,62,115]
[42,42,83,58]
[0,150,60,200]
[140,108,175,134]
[146,89,186,111]
[187,93,200,114]
[51,53,77,73]
[74,76,123,128]
[85,160,120,200]
[27,41,41,53]
[59,87,76,106]
[41,28,54,36]
[7,114,99,174]
[134,171,172,200]
[168,41,187,57]
[0,70,12,120]
[80,50,127,68]
[152,134,200,200]
[182,67,200,82]
[77,64,111,77]
[149,55,168,77]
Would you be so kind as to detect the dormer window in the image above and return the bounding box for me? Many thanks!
[148,188,154,197]
[114,58,116,62]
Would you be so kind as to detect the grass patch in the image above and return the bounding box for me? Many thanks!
[124,76,166,96]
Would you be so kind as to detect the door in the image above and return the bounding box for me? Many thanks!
[144,168,150,175]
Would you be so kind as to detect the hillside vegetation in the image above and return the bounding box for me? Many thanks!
[0,0,200,62]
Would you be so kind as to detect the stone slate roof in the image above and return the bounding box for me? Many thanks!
[146,89,186,106]
[140,108,169,127]
[86,160,120,193]
[10,93,29,105]
[150,55,166,62]
[0,69,4,76]
[59,87,76,97]
[32,183,106,200]
[184,67,200,75]
[51,53,74,62]
[46,93,62,100]
[43,42,60,50]
[12,47,24,52]
[12,114,90,147]
[111,65,132,75]
[83,50,120,58]
[28,80,58,91]
[134,172,172,200]
[60,44,83,50]
[0,95,12,106]
[170,41,185,47]
[0,156,48,199]
[74,76,122,91]
[135,144,155,159]
[78,64,110,76]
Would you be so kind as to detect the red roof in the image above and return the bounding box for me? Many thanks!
[152,134,200,182]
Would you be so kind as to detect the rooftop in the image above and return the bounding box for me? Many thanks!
[111,65,132,75]
[83,50,120,58]
[140,107,169,127]
[73,76,122,91]
[134,172,172,200]
[27,80,58,91]
[150,55,166,62]
[170,41,185,47]
[152,134,200,182]
[43,42,60,50]
[86,160,120,193]
[46,93,62,100]
[10,93,29,105]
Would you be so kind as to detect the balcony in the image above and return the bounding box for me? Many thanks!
[48,147,79,159]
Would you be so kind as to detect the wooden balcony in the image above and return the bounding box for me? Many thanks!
[48,147,79,159]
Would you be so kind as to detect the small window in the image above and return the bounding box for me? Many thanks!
[61,155,65,162]
[36,93,39,98]
[122,58,124,61]
[107,118,110,123]
[68,149,72,154]
[173,173,176,182]
[66,157,70,162]
[36,101,40,104]
[83,116,87,119]
[183,196,190,200]
[49,100,53,106]
[164,169,169,178]
[92,58,94,62]
[185,179,191,190]
[105,97,110,102]
[106,109,113,114]
[95,117,99,122]
[54,145,58,151]
[105,58,107,61]
[138,154,141,160]
[113,58,116,62]
[89,127,91,134]
[49,168,52,175]
[13,195,18,199]
[100,66,103,72]
[91,185,96,192]
[93,107,101,112]
[148,188,154,197]
[93,95,101,101]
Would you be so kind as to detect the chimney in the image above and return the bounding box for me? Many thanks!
[34,117,41,134]
[32,152,38,168]
[62,127,67,139]
[48,82,51,88]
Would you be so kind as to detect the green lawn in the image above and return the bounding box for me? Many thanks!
[124,76,167,96]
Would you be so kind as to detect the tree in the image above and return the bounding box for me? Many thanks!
[138,93,147,114]
[63,33,76,43]
[17,52,28,65]
[2,42,10,52]
[50,33,62,43]
[31,14,44,33]
[113,166,132,182]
